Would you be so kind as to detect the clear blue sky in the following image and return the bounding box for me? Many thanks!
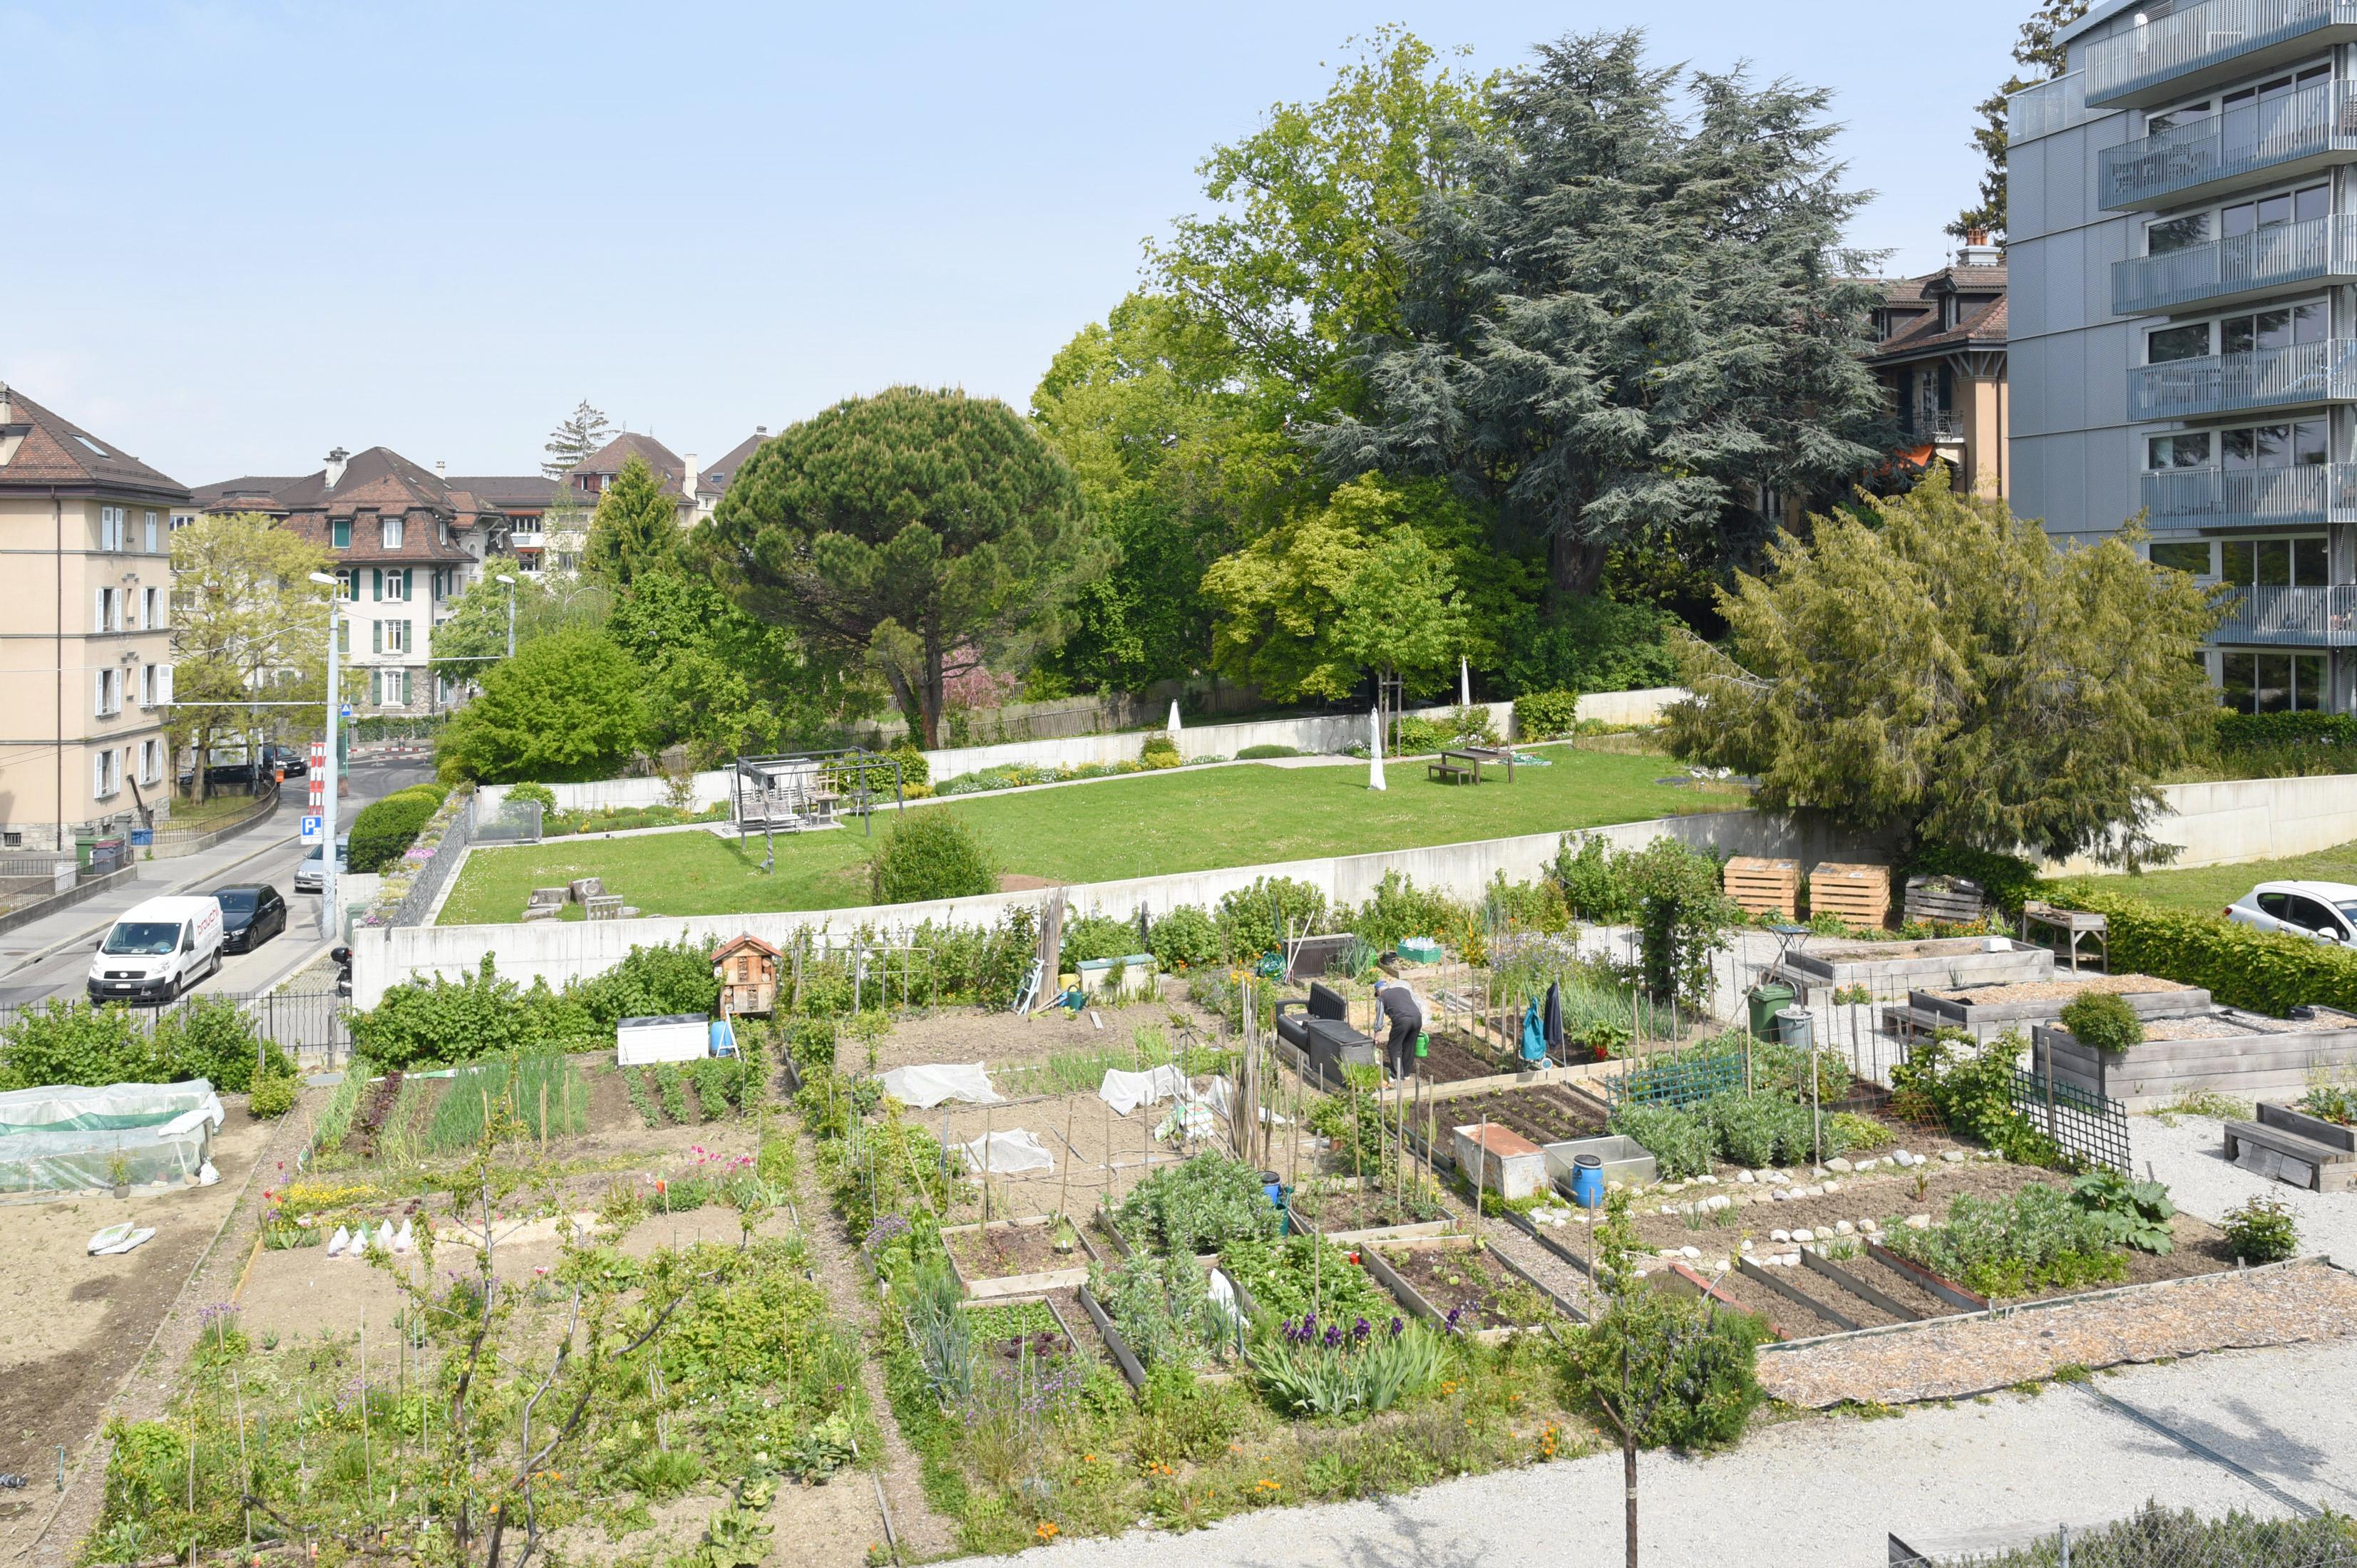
[0,1,2014,486]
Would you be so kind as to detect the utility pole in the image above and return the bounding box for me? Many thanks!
[307,572,343,939]
[497,572,518,658]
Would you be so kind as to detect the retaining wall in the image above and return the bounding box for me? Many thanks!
[2044,773,2357,875]
[351,804,1889,1009]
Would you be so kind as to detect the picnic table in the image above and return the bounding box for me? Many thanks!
[1429,747,1514,785]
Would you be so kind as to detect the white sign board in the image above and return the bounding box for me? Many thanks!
[301,814,324,845]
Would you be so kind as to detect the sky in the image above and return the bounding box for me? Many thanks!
[0,1,2016,486]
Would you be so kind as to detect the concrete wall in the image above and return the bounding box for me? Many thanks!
[2043,774,2357,876]
[477,689,1688,815]
[351,803,1889,1008]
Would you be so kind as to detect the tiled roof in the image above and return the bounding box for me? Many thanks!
[1868,295,2008,363]
[281,511,476,564]
[694,430,770,499]
[577,431,688,495]
[0,387,191,500]
[445,474,563,507]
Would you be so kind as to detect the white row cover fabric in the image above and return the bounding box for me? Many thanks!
[883,1063,1003,1110]
[960,1128,1054,1175]
[1201,1076,1290,1127]
[0,1079,224,1195]
[1098,1064,1188,1117]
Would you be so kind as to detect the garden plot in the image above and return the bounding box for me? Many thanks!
[1365,1235,1577,1339]
[856,991,1197,1078]
[2036,1005,2357,1109]
[1781,934,2053,992]
[944,1212,1104,1296]
[1414,1082,1608,1152]
[1905,973,2208,1042]
[1285,1172,1454,1243]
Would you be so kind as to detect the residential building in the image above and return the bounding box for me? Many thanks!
[2011,1,2357,714]
[569,431,697,524]
[0,384,188,852]
[1866,242,2010,498]
[196,448,523,713]
[691,427,770,522]
[444,472,572,574]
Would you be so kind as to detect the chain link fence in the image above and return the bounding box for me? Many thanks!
[1895,1502,2357,1565]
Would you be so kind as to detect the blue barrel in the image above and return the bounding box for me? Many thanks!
[709,1018,736,1058]
[1570,1152,1605,1209]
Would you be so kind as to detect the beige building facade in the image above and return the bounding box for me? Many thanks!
[0,386,188,852]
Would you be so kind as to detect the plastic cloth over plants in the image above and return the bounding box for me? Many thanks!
[1098,1063,1188,1116]
[0,1079,223,1192]
[881,1062,1004,1109]
[960,1128,1056,1174]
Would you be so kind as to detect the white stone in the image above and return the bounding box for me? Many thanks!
[1860,1217,1879,1233]
[1812,1167,1831,1179]
[1943,1149,1967,1162]
[1770,1228,1791,1243]
[1905,1212,1932,1229]
[1657,1247,1683,1258]
[1770,1187,1790,1202]
[1606,1179,1626,1191]
[1834,1219,1856,1236]
[1751,1170,1774,1183]
[1894,1150,1917,1167]
[1792,1228,1816,1244]
[1711,1259,1730,1272]
[1708,1195,1731,1211]
[1736,1170,1756,1185]
[1822,1180,1842,1194]
[1741,1236,1755,1249]
[1825,1157,1853,1173]
[1698,1174,1719,1185]
[1681,1245,1700,1259]
[1660,1205,1677,1215]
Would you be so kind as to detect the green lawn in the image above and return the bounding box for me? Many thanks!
[2078,840,2357,914]
[439,746,1732,924]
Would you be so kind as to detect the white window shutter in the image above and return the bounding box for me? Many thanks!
[157,663,173,704]
[93,753,105,798]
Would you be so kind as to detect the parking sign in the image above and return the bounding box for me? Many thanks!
[302,814,324,845]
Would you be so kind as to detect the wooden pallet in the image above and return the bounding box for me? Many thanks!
[1725,856,1800,919]
[1903,875,1988,927]
[1809,862,1891,928]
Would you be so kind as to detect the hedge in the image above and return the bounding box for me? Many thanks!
[2044,880,2357,1016]
[347,790,441,874]
[2214,711,2357,751]
[1514,689,1581,741]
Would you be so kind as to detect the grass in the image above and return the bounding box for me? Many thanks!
[2078,837,2357,913]
[440,746,1730,923]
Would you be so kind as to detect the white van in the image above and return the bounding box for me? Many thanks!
[87,895,225,1005]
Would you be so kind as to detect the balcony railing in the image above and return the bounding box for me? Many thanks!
[508,527,544,549]
[2142,459,2357,525]
[2112,215,2357,314]
[2100,81,2357,210]
[2010,71,2089,145]
[1927,413,1967,442]
[2085,0,2357,106]
[2211,582,2357,644]
[2129,337,2357,418]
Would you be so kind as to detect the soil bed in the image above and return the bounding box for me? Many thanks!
[1422,1083,1606,1148]
[1711,1265,1847,1340]
[1929,973,2189,1004]
[1380,1242,1554,1330]
[1411,1031,1509,1085]
[1288,1183,1447,1235]
[946,1217,1085,1284]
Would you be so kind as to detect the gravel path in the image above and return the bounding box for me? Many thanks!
[2133,1109,2357,1266]
[935,1338,2357,1568]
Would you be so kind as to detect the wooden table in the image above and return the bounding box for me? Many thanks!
[1442,746,1516,783]
[2020,900,2109,974]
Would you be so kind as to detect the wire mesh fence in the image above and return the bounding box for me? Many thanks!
[387,794,476,927]
[2009,1068,2133,1174]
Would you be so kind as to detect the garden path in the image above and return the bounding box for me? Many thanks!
[2133,1108,2357,1267]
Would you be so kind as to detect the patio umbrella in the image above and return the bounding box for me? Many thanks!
[1166,698,1181,742]
[1459,656,1471,708]
[1368,704,1387,791]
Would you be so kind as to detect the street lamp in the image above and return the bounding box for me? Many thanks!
[496,573,518,659]
[308,571,344,936]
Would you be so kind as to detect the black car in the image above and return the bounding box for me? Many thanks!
[213,883,289,952]
[178,744,309,790]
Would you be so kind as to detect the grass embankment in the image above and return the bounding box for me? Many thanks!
[2081,839,2357,913]
[439,746,1730,924]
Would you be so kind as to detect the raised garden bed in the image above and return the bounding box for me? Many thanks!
[2033,1006,2357,1109]
[944,1212,1105,1299]
[1409,1031,1511,1085]
[1412,1083,1607,1151]
[1364,1234,1577,1340]
[2226,1101,2357,1192]
[1782,935,2051,992]
[1285,1176,1454,1244]
[1906,974,2209,1041]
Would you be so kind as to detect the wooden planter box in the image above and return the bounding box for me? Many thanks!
[1725,857,1799,920]
[1782,937,2051,993]
[1909,981,2211,1043]
[1809,862,1891,928]
[2033,1010,2357,1109]
[943,1212,1104,1299]
[1903,875,1990,927]
[1361,1232,1583,1342]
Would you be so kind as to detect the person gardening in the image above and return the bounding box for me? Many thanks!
[1373,975,1424,1081]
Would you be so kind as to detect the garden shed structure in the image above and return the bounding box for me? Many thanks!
[712,933,781,1016]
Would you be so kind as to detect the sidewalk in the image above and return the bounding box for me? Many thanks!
[0,798,304,977]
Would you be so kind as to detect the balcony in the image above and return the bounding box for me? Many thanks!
[2085,0,2357,108]
[2142,459,2357,525]
[2211,582,2357,644]
[1928,412,1967,443]
[2129,337,2357,418]
[2100,81,2357,210]
[508,525,544,550]
[2112,215,2357,314]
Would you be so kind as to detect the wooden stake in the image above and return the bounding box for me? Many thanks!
[232,1372,252,1549]
[360,1311,373,1499]
[1057,1100,1075,1220]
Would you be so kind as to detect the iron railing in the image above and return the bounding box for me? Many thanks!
[2140,460,2357,525]
[2085,0,2357,106]
[0,984,353,1069]
[2114,215,2357,316]
[1927,412,1968,442]
[2101,79,2357,209]
[2129,337,2357,418]
[2210,582,2357,644]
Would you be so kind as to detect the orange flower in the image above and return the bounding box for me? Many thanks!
[1034,1521,1059,1542]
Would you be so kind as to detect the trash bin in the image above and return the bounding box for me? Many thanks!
[1747,981,1795,1039]
[73,832,96,870]
[1775,1005,1815,1054]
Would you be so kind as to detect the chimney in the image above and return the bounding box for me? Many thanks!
[756,425,769,438]
[0,382,10,423]
[1958,227,2001,267]
[324,446,350,488]
[683,452,699,495]
[436,459,446,477]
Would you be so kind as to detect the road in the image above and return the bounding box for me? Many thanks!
[0,753,433,1009]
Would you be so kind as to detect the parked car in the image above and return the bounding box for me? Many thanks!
[213,882,289,952]
[86,895,224,1004]
[2224,880,2357,944]
[293,834,350,894]
[178,743,309,790]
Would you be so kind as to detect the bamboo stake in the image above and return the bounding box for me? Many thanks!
[981,1103,992,1225]
[1057,1100,1075,1221]
[232,1372,252,1549]
[360,1311,373,1500]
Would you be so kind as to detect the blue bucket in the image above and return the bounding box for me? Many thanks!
[1570,1152,1605,1209]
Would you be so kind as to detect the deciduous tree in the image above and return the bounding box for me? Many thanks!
[436,627,646,783]
[166,512,337,802]
[1667,468,2223,865]
[426,574,610,688]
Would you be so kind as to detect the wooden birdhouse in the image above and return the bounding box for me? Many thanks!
[710,934,782,1017]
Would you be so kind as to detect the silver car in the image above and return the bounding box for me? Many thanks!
[2224,880,2357,944]
[293,834,350,894]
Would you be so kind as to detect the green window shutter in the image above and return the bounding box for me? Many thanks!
[403,567,414,600]
[371,620,382,655]
[371,568,382,601]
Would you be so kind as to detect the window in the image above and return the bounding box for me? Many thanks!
[2148,431,2212,469]
[2152,540,2215,574]
[381,515,404,550]
[142,664,157,707]
[144,587,163,629]
[2286,894,2346,934]
[332,518,351,550]
[2147,211,2211,254]
[92,750,118,800]
[335,567,354,602]
[2222,535,2330,585]
[2147,180,2331,256]
[2222,650,2329,711]
[373,668,412,706]
[384,568,409,602]
[142,512,158,552]
[141,739,160,785]
[94,668,118,717]
[2258,890,2292,919]
[2223,418,2328,468]
[2147,322,2212,362]
[96,587,118,632]
[384,619,411,655]
[98,505,125,552]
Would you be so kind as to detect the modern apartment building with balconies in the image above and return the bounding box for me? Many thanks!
[2011,0,2357,713]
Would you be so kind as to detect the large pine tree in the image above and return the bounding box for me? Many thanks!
[541,399,612,478]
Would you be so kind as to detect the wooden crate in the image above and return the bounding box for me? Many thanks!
[1809,862,1891,928]
[1903,875,1988,927]
[1724,856,1800,919]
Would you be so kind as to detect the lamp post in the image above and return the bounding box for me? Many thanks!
[307,572,344,937]
[496,573,518,659]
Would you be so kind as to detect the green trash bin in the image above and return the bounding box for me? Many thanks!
[73,832,96,870]
[1747,981,1796,1039]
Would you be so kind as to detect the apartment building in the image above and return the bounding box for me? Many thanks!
[0,385,188,851]
[2011,0,2357,714]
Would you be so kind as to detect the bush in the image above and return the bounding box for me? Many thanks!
[347,790,441,874]
[0,996,292,1093]
[505,781,558,812]
[1566,1289,1766,1453]
[572,938,720,1027]
[886,743,930,788]
[1115,1150,1283,1256]
[1235,743,1300,760]
[1147,905,1220,971]
[1951,1502,2357,1568]
[1885,1028,2060,1165]
[247,1072,299,1119]
[1551,833,1634,924]
[1606,1103,1714,1180]
[1513,688,1581,741]
[1059,914,1138,969]
[2214,711,2357,751]
[1215,877,1327,962]
[2221,1193,2301,1263]
[2058,991,2143,1053]
[2044,880,2357,1016]
[1901,842,2040,919]
[349,955,600,1070]
[1139,735,1182,769]
[868,810,996,904]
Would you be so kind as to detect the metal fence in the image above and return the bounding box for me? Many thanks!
[1603,1046,1745,1110]
[0,982,354,1071]
[389,794,476,928]
[2009,1068,2132,1175]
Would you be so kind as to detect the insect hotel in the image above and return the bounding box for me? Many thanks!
[711,934,782,1017]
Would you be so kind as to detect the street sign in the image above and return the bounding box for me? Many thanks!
[301,814,324,845]
[340,703,353,719]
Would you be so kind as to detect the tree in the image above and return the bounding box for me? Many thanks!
[1309,29,1893,601]
[166,512,336,803]
[1666,468,2223,865]
[1147,26,1496,413]
[582,454,683,587]
[1952,1,2090,241]
[706,386,1095,747]
[542,400,610,478]
[426,574,611,688]
[436,627,646,783]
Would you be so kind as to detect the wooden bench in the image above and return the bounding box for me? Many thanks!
[2226,1102,2357,1192]
[1428,753,1481,785]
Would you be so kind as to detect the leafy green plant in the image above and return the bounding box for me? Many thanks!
[1514,688,1582,741]
[689,1056,736,1120]
[2221,1193,2301,1263]
[1565,1286,1767,1453]
[1250,1314,1447,1416]
[2070,1168,2175,1254]
[1092,1253,1230,1371]
[2297,1082,2357,1125]
[1606,1103,1713,1180]
[1218,1236,1392,1324]
[1146,905,1220,970]
[1879,1182,2125,1298]
[625,1065,661,1128]
[1059,914,1139,968]
[0,995,293,1094]
[310,1060,370,1154]
[1214,877,1328,963]
[1115,1150,1283,1256]
[654,1063,690,1124]
[1140,734,1183,768]
[503,780,558,813]
[247,1071,299,1119]
[346,788,441,874]
[1550,833,1633,924]
[2058,991,2143,1053]
[868,810,997,903]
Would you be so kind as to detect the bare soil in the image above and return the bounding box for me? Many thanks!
[1410,1031,1510,1085]
[1381,1242,1553,1329]
[1288,1183,1444,1234]
[946,1218,1082,1284]
[1929,972,2189,1003]
[1425,1085,1607,1148]
[858,986,1206,1077]
[931,1087,1205,1228]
